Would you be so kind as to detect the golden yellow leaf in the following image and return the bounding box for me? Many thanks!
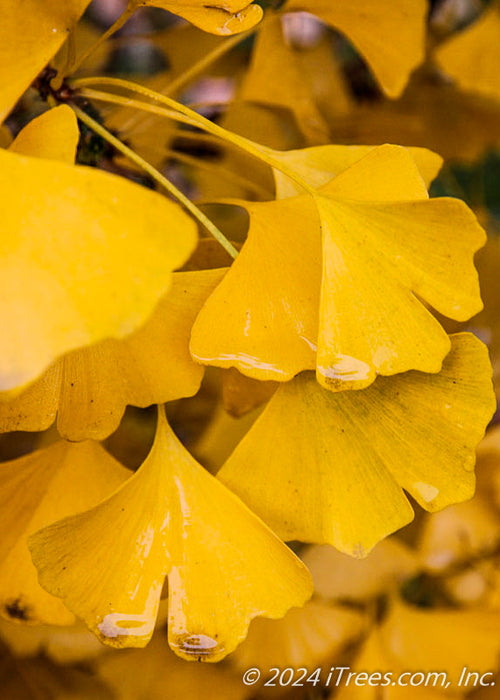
[9,106,79,164]
[0,270,225,441]
[190,193,320,381]
[303,539,418,602]
[29,408,312,658]
[218,334,494,556]
[191,146,484,389]
[436,3,500,103]
[284,0,426,97]
[0,148,197,393]
[231,601,365,673]
[240,14,331,144]
[132,0,263,35]
[97,632,251,700]
[273,144,443,198]
[315,197,482,390]
[0,0,91,122]
[0,440,129,625]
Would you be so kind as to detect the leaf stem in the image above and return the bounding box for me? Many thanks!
[72,104,238,259]
[70,76,317,195]
[78,88,200,128]
[77,88,271,197]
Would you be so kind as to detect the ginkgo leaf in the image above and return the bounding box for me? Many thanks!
[29,408,313,659]
[0,270,225,441]
[315,197,482,391]
[191,146,484,388]
[0,440,129,625]
[240,14,331,144]
[0,148,197,393]
[218,334,495,557]
[273,144,443,198]
[435,3,500,103]
[0,0,91,122]
[284,0,427,97]
[190,192,321,382]
[9,106,79,164]
[131,0,263,36]
[230,601,364,673]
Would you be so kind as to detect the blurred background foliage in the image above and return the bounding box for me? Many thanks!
[2,0,500,697]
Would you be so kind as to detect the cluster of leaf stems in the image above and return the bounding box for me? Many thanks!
[39,15,321,262]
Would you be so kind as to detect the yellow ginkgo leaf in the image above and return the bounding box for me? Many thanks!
[0,440,129,626]
[9,106,79,164]
[97,632,250,700]
[0,148,197,393]
[273,144,443,198]
[218,334,494,557]
[314,145,482,390]
[29,408,312,659]
[240,14,331,144]
[0,0,91,122]
[191,146,484,389]
[0,270,225,441]
[190,192,321,382]
[231,600,365,673]
[303,539,418,602]
[435,3,500,103]
[131,0,263,36]
[284,0,426,97]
